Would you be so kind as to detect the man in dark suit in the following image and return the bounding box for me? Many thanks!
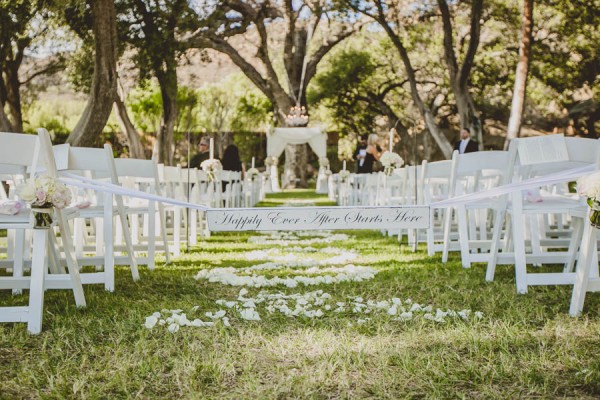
[454,128,479,154]
[189,136,210,168]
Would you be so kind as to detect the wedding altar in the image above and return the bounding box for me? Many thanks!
[266,127,329,193]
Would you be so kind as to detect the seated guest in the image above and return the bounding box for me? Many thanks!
[358,134,382,174]
[221,144,243,192]
[190,136,211,168]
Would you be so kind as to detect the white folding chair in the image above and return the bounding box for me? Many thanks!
[442,150,515,268]
[0,129,85,334]
[487,135,600,293]
[114,158,171,269]
[569,208,600,315]
[158,165,187,257]
[420,159,453,256]
[53,143,139,291]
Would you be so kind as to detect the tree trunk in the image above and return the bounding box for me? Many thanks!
[67,0,118,147]
[378,17,453,158]
[505,0,534,149]
[156,67,178,165]
[113,87,145,159]
[4,64,23,132]
[437,0,483,150]
[283,143,308,189]
[0,102,13,131]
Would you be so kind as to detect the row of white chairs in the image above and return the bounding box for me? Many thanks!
[0,128,265,333]
[331,135,599,314]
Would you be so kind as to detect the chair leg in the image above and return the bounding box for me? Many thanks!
[457,206,471,269]
[12,229,25,295]
[486,209,505,282]
[569,222,596,316]
[147,202,156,271]
[173,207,181,257]
[103,196,115,292]
[56,211,86,308]
[27,229,48,335]
[565,217,584,273]
[511,194,529,294]
[116,196,139,281]
[441,208,453,263]
[158,203,171,264]
[190,209,198,246]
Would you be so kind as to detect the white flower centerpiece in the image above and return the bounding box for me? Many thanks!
[246,167,259,181]
[18,174,72,229]
[577,172,600,228]
[264,156,278,167]
[201,159,223,182]
[379,151,403,176]
[338,169,351,183]
[318,157,331,176]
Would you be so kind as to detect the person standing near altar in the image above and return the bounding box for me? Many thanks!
[190,136,211,168]
[353,135,368,173]
[356,134,382,174]
[221,144,244,192]
[454,128,479,154]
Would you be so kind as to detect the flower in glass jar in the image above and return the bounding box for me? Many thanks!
[338,169,351,182]
[17,174,72,209]
[246,168,259,180]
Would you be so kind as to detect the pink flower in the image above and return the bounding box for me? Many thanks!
[35,190,47,204]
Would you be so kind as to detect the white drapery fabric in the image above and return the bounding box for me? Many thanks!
[266,127,327,159]
[266,127,329,193]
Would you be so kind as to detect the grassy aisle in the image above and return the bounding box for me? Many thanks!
[0,190,599,399]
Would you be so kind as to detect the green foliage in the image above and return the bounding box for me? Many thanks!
[64,42,94,93]
[23,98,85,137]
[308,48,386,138]
[196,74,272,133]
[128,85,163,134]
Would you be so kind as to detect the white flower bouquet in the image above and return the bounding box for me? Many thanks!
[18,174,72,228]
[265,156,278,167]
[338,169,351,183]
[577,172,600,227]
[380,151,403,175]
[246,167,260,181]
[201,159,223,182]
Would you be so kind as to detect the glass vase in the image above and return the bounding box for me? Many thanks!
[32,207,54,229]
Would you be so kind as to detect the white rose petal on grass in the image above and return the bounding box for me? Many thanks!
[222,317,231,327]
[240,308,261,321]
[387,305,398,316]
[398,311,413,320]
[144,315,158,329]
[474,311,484,319]
[191,319,215,327]
[167,323,180,333]
[206,310,226,319]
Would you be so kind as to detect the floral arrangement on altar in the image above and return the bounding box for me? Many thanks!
[265,156,279,167]
[338,169,351,183]
[380,151,403,175]
[246,168,260,181]
[319,157,330,169]
[18,175,72,228]
[577,172,600,228]
[201,159,223,182]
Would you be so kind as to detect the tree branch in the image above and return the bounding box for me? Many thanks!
[458,0,483,88]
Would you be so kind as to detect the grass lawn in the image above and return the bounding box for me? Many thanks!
[1,190,599,399]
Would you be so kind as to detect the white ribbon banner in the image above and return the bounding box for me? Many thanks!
[55,163,597,232]
[206,206,430,231]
